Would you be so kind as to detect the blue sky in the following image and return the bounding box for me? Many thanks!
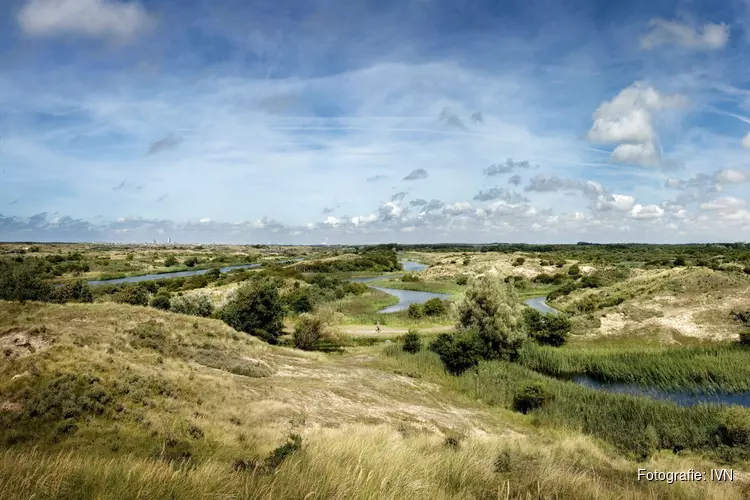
[2,0,750,243]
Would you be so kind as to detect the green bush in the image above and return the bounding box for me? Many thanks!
[264,434,303,472]
[286,289,314,314]
[183,257,199,268]
[512,382,554,414]
[204,268,221,280]
[512,257,525,266]
[170,293,214,317]
[293,313,329,351]
[407,303,423,319]
[402,330,422,353]
[150,293,171,311]
[113,286,149,306]
[50,280,93,304]
[455,274,469,285]
[422,297,446,316]
[401,273,421,282]
[220,279,285,344]
[429,333,481,375]
[523,309,571,347]
[0,260,52,302]
[164,256,178,267]
[568,264,581,277]
[718,407,750,447]
[739,332,750,347]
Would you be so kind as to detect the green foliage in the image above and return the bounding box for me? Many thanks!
[204,268,221,280]
[285,289,314,314]
[402,330,422,354]
[512,382,554,414]
[401,273,421,282]
[113,286,149,306]
[295,248,401,273]
[164,256,178,267]
[422,297,446,316]
[129,321,167,352]
[149,292,171,311]
[455,274,469,285]
[23,373,113,423]
[292,313,331,351]
[220,279,285,344]
[50,280,94,304]
[523,309,571,347]
[170,293,214,318]
[512,257,525,266]
[454,275,527,361]
[0,260,52,302]
[264,434,303,472]
[568,264,581,277]
[429,333,481,375]
[718,407,750,447]
[183,257,199,268]
[407,303,423,319]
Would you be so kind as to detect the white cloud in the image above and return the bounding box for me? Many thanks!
[351,214,377,226]
[640,18,730,51]
[587,82,686,168]
[596,194,636,212]
[715,168,749,184]
[742,133,750,149]
[629,204,664,219]
[700,197,746,211]
[610,142,661,167]
[18,0,154,44]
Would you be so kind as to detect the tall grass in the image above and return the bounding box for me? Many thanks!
[518,343,750,392]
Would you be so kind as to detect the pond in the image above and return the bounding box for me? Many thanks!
[524,296,559,315]
[87,263,261,286]
[572,375,750,408]
[348,260,447,313]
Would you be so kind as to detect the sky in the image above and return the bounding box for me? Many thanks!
[1,0,750,244]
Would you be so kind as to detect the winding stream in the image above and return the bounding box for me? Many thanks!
[87,264,261,286]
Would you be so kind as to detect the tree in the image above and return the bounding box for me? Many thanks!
[454,275,527,360]
[220,279,285,344]
[429,333,481,375]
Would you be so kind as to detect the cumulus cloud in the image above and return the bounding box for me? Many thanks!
[524,176,605,197]
[18,0,155,44]
[630,204,664,220]
[484,159,532,176]
[595,194,636,212]
[610,142,661,167]
[390,192,408,202]
[147,135,182,156]
[715,168,749,184]
[742,133,750,149]
[640,18,730,51]
[508,174,522,186]
[403,168,429,181]
[587,82,687,167]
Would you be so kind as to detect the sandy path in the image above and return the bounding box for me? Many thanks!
[341,325,453,336]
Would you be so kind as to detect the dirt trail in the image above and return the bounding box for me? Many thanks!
[341,325,453,336]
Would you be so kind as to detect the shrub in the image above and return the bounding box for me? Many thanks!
[429,333,481,375]
[512,257,525,267]
[512,382,554,414]
[402,330,422,353]
[731,309,750,326]
[718,407,750,447]
[150,293,171,311]
[183,257,199,267]
[523,309,571,347]
[264,434,303,472]
[50,280,93,303]
[164,256,178,267]
[463,258,471,266]
[739,332,750,347]
[0,260,52,302]
[292,313,336,351]
[220,279,285,343]
[454,275,527,361]
[204,268,221,280]
[401,273,421,282]
[113,286,149,306]
[286,289,314,314]
[744,267,750,275]
[455,274,469,285]
[422,298,446,316]
[170,293,214,317]
[407,303,423,319]
[568,264,581,277]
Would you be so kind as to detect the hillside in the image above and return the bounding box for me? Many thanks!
[2,300,750,499]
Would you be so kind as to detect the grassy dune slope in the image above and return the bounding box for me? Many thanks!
[1,301,749,499]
